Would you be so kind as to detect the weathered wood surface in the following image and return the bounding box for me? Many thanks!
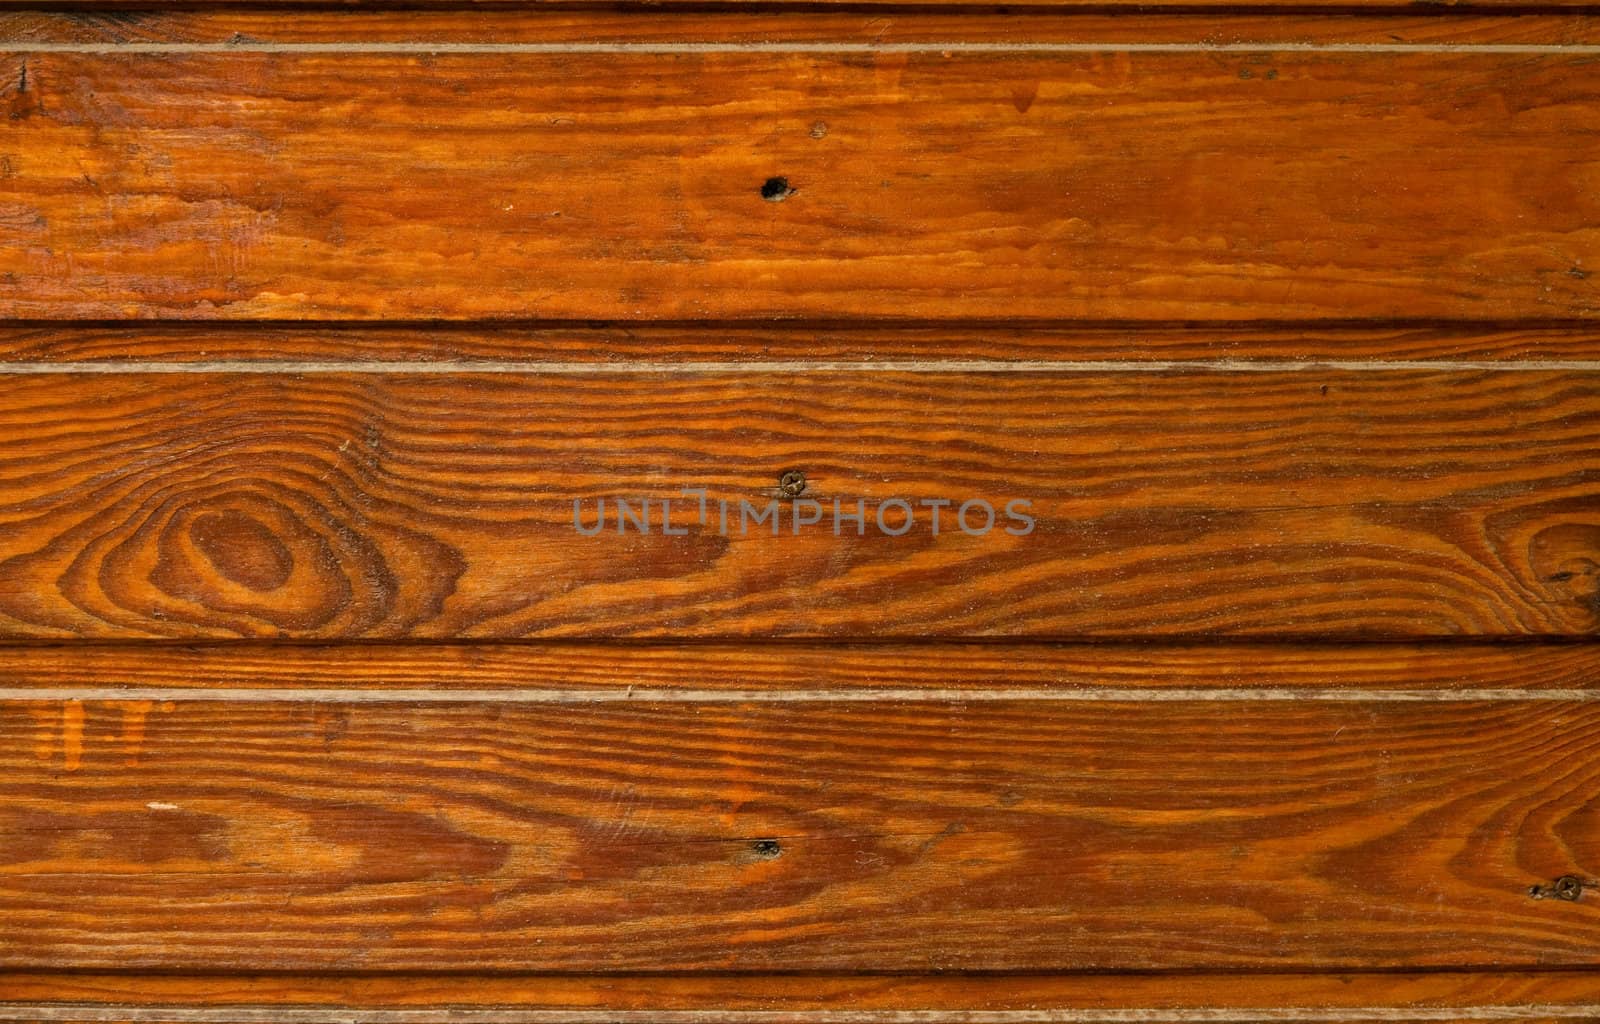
[4,44,1600,320]
[3,692,1600,971]
[0,370,1597,639]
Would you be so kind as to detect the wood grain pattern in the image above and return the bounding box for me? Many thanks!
[2,0,1594,11]
[4,46,1600,320]
[6,0,1600,1009]
[8,969,1600,1012]
[1,1011,1597,1024]
[4,694,1600,971]
[6,641,1600,694]
[5,11,1599,46]
[2,1012,1597,1024]
[0,369,1597,639]
[4,1017,1599,1024]
[6,323,1600,365]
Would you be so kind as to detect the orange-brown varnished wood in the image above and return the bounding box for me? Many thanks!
[0,370,1597,639]
[7,970,1600,1012]
[5,323,1600,364]
[3,1017,1598,1024]
[4,641,1600,693]
[6,11,1600,45]
[3,695,1600,971]
[4,44,1600,320]
[6,1,1600,1011]
[0,0,1594,12]
[5,1017,1595,1024]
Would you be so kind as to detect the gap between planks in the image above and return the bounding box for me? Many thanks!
[7,1007,1600,1023]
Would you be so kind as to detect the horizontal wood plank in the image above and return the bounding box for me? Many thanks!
[5,641,1600,695]
[5,323,1600,364]
[7,969,1600,1013]
[6,12,1600,46]
[0,370,1597,639]
[1,1012,1598,1024]
[4,693,1600,971]
[0,1008,1597,1024]
[4,46,1600,320]
[0,0,1594,13]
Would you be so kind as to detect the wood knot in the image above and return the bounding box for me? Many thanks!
[190,510,294,591]
[1528,523,1600,620]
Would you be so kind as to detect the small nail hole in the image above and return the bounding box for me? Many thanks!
[752,839,783,858]
[761,177,793,202]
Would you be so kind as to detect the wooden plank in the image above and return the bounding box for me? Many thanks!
[0,0,1592,13]
[19,1017,1585,1024]
[5,323,1600,365]
[0,1008,1598,1024]
[7,969,1600,1013]
[0,1018,1594,1024]
[0,369,1597,640]
[4,693,1600,971]
[5,11,1600,46]
[5,641,1600,695]
[4,46,1600,320]
[1,1011,1598,1024]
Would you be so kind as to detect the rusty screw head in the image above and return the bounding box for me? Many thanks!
[1530,875,1584,901]
[778,470,807,497]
